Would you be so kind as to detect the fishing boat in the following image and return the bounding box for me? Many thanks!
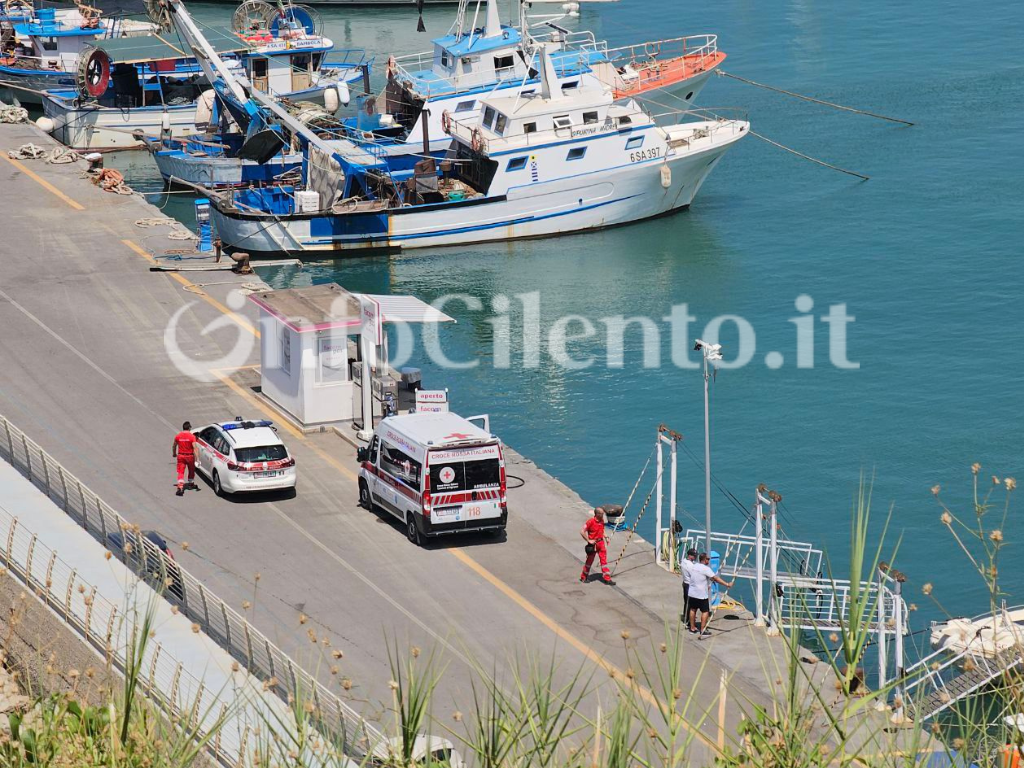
[37,3,368,149]
[378,0,726,154]
[0,4,156,105]
[205,43,748,255]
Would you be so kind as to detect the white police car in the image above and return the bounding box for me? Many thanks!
[193,419,296,496]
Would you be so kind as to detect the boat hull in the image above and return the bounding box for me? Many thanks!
[40,96,198,149]
[210,131,743,256]
[0,66,77,106]
[151,146,302,188]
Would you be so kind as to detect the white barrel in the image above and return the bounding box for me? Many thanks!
[193,89,216,130]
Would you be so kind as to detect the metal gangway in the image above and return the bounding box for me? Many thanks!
[898,606,1024,721]
[623,426,910,690]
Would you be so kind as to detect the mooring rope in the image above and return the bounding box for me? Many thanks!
[749,130,870,181]
[609,444,657,534]
[717,70,914,126]
[611,471,662,573]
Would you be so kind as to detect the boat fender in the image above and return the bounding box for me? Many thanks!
[440,109,452,135]
[471,127,484,153]
[160,110,171,131]
[337,81,350,107]
[35,116,54,133]
[323,84,339,113]
[194,89,216,130]
[660,164,671,189]
[77,47,111,100]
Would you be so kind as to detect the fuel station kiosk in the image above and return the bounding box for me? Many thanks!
[249,283,454,434]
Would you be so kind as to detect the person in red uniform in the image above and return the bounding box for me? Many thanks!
[172,421,199,496]
[579,507,614,585]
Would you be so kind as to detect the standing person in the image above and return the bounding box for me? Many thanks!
[579,507,615,585]
[687,552,733,636]
[172,422,199,497]
[680,548,698,623]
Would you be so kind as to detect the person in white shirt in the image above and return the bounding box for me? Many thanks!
[679,548,698,623]
[687,552,734,636]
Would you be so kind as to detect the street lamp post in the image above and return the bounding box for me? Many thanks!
[694,339,722,554]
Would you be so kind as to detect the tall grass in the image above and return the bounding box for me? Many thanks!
[2,470,1019,767]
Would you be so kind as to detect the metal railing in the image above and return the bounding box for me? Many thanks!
[0,411,387,759]
[0,505,253,765]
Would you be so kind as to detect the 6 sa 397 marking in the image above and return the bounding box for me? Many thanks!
[630,147,661,163]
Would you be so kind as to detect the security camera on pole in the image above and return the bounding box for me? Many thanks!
[693,339,722,554]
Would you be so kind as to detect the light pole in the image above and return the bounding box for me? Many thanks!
[694,339,722,554]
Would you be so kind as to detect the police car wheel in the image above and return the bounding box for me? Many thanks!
[406,515,421,546]
[358,479,371,509]
[213,471,225,497]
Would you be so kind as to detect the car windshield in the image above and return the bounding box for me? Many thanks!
[235,445,287,463]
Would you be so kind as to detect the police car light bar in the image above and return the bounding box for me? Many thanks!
[221,420,274,431]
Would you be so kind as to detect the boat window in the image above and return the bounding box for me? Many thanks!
[40,37,57,51]
[482,106,496,130]
[440,50,451,68]
[625,136,644,149]
[567,147,586,161]
[506,156,527,171]
[560,81,578,90]
[292,53,311,73]
[618,115,632,126]
[454,99,475,113]
[523,122,536,134]
[494,112,508,135]
[582,111,599,125]
[493,54,515,74]
[553,115,572,130]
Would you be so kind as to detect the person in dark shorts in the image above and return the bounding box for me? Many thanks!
[687,552,734,636]
[680,548,698,623]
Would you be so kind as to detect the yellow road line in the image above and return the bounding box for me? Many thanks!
[1,153,85,210]
[135,241,723,753]
[447,547,720,752]
[121,239,260,339]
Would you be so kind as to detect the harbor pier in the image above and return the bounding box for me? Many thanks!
[0,120,927,762]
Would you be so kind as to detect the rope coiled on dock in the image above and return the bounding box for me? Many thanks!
[0,102,28,124]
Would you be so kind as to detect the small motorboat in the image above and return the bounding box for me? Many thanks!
[930,606,1024,658]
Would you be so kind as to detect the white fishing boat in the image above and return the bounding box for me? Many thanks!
[378,0,726,154]
[206,45,748,255]
[930,606,1024,659]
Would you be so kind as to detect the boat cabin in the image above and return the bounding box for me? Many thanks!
[7,8,104,72]
[243,36,332,97]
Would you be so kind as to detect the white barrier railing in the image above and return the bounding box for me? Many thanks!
[0,505,254,764]
[0,412,386,760]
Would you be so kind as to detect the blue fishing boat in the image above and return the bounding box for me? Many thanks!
[0,5,156,105]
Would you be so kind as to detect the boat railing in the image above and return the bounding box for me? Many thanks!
[605,33,719,69]
[389,55,528,99]
[529,27,602,52]
[322,48,372,70]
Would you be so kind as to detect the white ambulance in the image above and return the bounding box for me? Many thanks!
[357,412,508,545]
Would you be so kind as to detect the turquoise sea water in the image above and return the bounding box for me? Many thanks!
[123,0,1024,649]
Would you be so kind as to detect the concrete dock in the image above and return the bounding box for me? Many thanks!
[0,121,917,762]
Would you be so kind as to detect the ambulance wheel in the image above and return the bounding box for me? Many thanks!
[406,514,422,546]
[358,479,371,509]
[212,471,226,497]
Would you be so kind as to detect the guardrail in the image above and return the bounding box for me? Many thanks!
[0,505,249,765]
[0,411,386,760]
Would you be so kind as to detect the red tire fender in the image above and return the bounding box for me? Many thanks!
[440,109,452,135]
[385,55,397,79]
[80,48,111,99]
[471,127,484,153]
